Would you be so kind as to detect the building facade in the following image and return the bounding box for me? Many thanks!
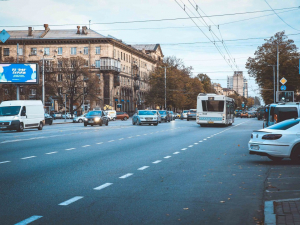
[0,25,163,114]
[227,71,248,98]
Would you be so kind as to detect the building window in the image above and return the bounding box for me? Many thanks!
[30,89,36,95]
[31,48,37,55]
[84,47,88,55]
[95,47,101,55]
[71,47,77,55]
[58,87,62,95]
[44,48,50,55]
[58,60,62,68]
[18,48,23,56]
[58,47,62,55]
[20,87,24,95]
[58,74,63,81]
[95,60,100,68]
[114,49,116,58]
[71,59,76,68]
[71,74,75,80]
[85,60,89,66]
[3,48,9,56]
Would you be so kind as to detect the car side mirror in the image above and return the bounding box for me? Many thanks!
[21,111,26,116]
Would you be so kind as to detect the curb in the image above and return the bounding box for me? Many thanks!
[264,198,300,225]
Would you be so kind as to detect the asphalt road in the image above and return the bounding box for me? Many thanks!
[0,118,280,224]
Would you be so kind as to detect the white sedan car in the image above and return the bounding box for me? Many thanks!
[73,113,87,123]
[132,110,158,126]
[249,118,300,163]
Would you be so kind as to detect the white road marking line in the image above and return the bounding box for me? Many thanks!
[21,156,36,160]
[181,148,187,150]
[119,138,124,140]
[82,145,90,147]
[138,166,149,170]
[65,148,75,151]
[203,139,207,140]
[207,137,211,139]
[0,161,10,164]
[173,152,180,154]
[199,141,203,142]
[136,135,141,136]
[164,156,171,159]
[152,160,162,164]
[46,152,58,155]
[96,142,103,144]
[59,196,83,206]
[119,173,133,179]
[108,140,115,142]
[128,137,133,138]
[194,143,198,145]
[188,145,193,147]
[15,215,43,225]
[94,183,113,190]
[144,134,147,135]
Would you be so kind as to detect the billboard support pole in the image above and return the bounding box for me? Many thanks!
[42,55,45,105]
[277,43,279,102]
[16,43,20,100]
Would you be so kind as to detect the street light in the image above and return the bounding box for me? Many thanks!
[159,66,167,110]
[40,54,54,106]
[268,64,276,103]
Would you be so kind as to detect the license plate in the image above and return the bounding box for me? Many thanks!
[251,145,259,150]
[88,121,94,123]
[208,121,214,124]
[0,126,7,128]
[146,119,152,121]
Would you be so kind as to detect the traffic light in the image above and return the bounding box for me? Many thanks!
[84,105,88,111]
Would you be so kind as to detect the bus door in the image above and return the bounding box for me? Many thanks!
[264,105,275,128]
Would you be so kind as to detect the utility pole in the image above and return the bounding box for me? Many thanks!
[277,43,279,102]
[16,43,20,100]
[42,54,45,105]
[268,65,276,103]
[164,66,166,110]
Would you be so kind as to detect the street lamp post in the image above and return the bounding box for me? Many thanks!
[268,65,276,103]
[164,66,166,110]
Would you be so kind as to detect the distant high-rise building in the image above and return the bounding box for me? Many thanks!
[227,76,233,89]
[228,71,248,98]
[243,78,248,98]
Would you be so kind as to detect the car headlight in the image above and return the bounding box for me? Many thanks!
[94,117,100,122]
[84,118,88,121]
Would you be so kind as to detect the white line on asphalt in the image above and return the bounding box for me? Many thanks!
[207,137,211,138]
[119,138,124,140]
[82,145,90,147]
[144,134,147,135]
[45,152,58,155]
[58,196,83,206]
[188,145,193,147]
[108,140,115,142]
[94,183,113,190]
[96,142,103,145]
[152,160,162,164]
[136,135,141,136]
[15,215,43,225]
[0,161,10,164]
[199,141,203,142]
[164,156,171,159]
[203,139,207,140]
[119,173,133,179]
[138,166,149,170]
[194,143,198,145]
[173,152,180,154]
[65,148,76,151]
[21,156,36,160]
[181,148,187,150]
[128,137,132,138]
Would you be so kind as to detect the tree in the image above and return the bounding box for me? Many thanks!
[47,57,99,114]
[246,31,300,104]
[197,73,213,93]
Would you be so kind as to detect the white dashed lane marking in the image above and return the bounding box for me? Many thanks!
[65,148,76,151]
[45,152,57,155]
[15,215,43,225]
[21,156,36,160]
[82,145,90,147]
[199,141,203,142]
[173,152,180,154]
[188,145,193,147]
[94,183,113,190]
[152,160,162,164]
[59,196,83,206]
[119,173,133,179]
[119,138,124,140]
[164,156,171,159]
[194,143,198,145]
[138,166,149,170]
[203,139,207,141]
[108,140,115,142]
[96,142,103,145]
[0,161,10,164]
[181,148,187,151]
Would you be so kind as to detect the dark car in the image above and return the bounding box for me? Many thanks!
[257,108,264,120]
[44,113,53,125]
[187,109,197,121]
[84,110,109,126]
[159,110,171,122]
[116,112,129,121]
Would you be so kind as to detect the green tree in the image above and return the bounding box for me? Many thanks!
[246,31,300,104]
[197,73,213,93]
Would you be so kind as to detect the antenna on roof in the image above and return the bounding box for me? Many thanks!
[89,20,91,29]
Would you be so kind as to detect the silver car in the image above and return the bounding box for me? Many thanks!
[151,110,162,123]
[132,110,159,126]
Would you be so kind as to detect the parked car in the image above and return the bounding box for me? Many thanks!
[168,111,175,120]
[52,112,62,119]
[240,112,248,118]
[187,109,197,121]
[181,110,189,120]
[249,118,300,163]
[84,110,109,126]
[116,112,129,121]
[132,110,158,126]
[62,112,74,119]
[247,112,256,118]
[105,110,117,121]
[159,110,171,122]
[44,113,53,125]
[257,108,264,120]
[73,113,87,123]
[151,110,162,123]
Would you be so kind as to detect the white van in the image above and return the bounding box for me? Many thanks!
[0,100,45,132]
[105,110,117,121]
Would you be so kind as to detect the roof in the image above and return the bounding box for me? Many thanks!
[131,44,159,51]
[2,29,106,40]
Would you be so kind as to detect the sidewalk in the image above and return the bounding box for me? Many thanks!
[264,165,300,225]
[52,119,73,124]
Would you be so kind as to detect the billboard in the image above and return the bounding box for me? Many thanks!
[277,91,294,102]
[0,63,39,84]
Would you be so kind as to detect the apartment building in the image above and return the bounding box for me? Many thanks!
[0,25,163,113]
[227,71,248,98]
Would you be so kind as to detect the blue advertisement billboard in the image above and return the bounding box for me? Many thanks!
[0,63,39,84]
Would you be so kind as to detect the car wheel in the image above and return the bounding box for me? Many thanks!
[38,122,43,130]
[49,120,53,125]
[84,123,87,127]
[187,118,189,121]
[79,119,83,123]
[18,123,24,132]
[154,123,158,126]
[106,121,109,126]
[291,143,300,163]
[124,117,128,121]
[267,156,284,162]
[137,120,141,126]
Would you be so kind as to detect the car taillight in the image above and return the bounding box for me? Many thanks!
[262,134,282,140]
[251,134,253,138]
[187,112,190,115]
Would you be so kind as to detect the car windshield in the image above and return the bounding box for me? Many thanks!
[87,111,102,116]
[183,110,189,113]
[139,111,155,115]
[0,106,21,116]
[159,111,166,115]
[190,110,196,113]
[267,119,300,130]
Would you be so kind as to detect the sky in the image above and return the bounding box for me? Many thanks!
[0,0,300,103]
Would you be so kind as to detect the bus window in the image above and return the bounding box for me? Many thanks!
[275,107,298,123]
[270,106,275,122]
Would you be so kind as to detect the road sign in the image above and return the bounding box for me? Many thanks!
[280,77,287,85]
[280,85,287,91]
[276,91,294,102]
[0,30,10,43]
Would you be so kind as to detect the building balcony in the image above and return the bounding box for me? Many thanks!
[98,57,121,74]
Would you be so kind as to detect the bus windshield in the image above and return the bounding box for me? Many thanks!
[0,106,21,116]
[202,100,224,112]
